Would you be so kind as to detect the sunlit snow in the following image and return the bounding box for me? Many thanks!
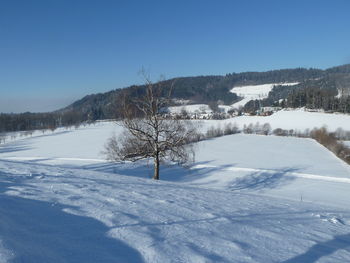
[230,83,299,108]
[0,111,350,262]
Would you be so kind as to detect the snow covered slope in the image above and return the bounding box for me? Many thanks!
[1,122,350,262]
[2,158,350,263]
[167,104,212,114]
[0,122,120,165]
[167,104,233,114]
[3,108,350,154]
[1,108,350,165]
[230,83,298,108]
[199,109,350,132]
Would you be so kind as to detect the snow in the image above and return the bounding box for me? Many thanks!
[217,105,232,113]
[2,157,350,262]
[0,122,120,163]
[199,108,350,132]
[1,121,350,262]
[167,104,233,114]
[183,134,350,208]
[167,104,212,114]
[230,83,298,108]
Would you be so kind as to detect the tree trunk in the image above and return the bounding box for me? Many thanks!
[153,153,160,180]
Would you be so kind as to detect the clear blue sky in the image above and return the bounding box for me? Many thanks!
[1,0,350,113]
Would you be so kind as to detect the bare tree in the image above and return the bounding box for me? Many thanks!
[262,123,271,135]
[105,75,199,180]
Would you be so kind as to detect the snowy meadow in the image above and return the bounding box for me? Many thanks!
[0,110,350,262]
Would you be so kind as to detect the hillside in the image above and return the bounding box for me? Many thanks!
[1,64,350,135]
[62,65,350,120]
[0,119,350,262]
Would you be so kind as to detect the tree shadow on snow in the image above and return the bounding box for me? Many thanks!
[82,161,156,179]
[0,130,73,155]
[82,160,234,183]
[229,167,299,191]
[82,162,301,192]
[0,176,144,263]
[0,195,144,263]
[0,142,32,154]
[282,233,350,263]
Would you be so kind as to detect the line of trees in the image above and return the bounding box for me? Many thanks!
[243,86,350,114]
[283,87,350,113]
[0,110,87,133]
[310,127,350,164]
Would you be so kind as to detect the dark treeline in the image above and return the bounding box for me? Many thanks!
[0,110,86,133]
[225,67,324,85]
[244,86,350,114]
[282,72,350,112]
[243,70,350,113]
[283,88,350,113]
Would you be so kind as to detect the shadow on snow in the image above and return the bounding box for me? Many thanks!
[0,130,73,154]
[229,167,298,191]
[282,233,350,263]
[82,161,299,191]
[0,178,144,263]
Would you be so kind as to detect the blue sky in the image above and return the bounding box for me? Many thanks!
[1,0,350,113]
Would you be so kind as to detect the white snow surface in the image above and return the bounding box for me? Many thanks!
[167,104,233,114]
[230,83,298,108]
[198,108,350,132]
[0,120,350,262]
[167,104,212,114]
[3,109,350,152]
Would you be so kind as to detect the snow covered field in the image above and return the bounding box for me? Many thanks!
[163,104,350,134]
[0,122,120,165]
[4,108,350,149]
[0,117,350,262]
[230,83,298,109]
[167,104,212,115]
[199,109,350,132]
[167,104,232,114]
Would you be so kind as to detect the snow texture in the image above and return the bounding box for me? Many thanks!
[0,116,350,262]
[199,108,350,132]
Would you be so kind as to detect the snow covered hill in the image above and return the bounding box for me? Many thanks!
[2,159,350,263]
[166,82,299,115]
[230,83,298,109]
[3,109,350,165]
[167,104,233,115]
[0,119,350,262]
[3,108,350,153]
[167,104,212,115]
[199,108,350,132]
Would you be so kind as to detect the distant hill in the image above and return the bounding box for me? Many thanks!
[2,64,350,134]
[62,65,350,120]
